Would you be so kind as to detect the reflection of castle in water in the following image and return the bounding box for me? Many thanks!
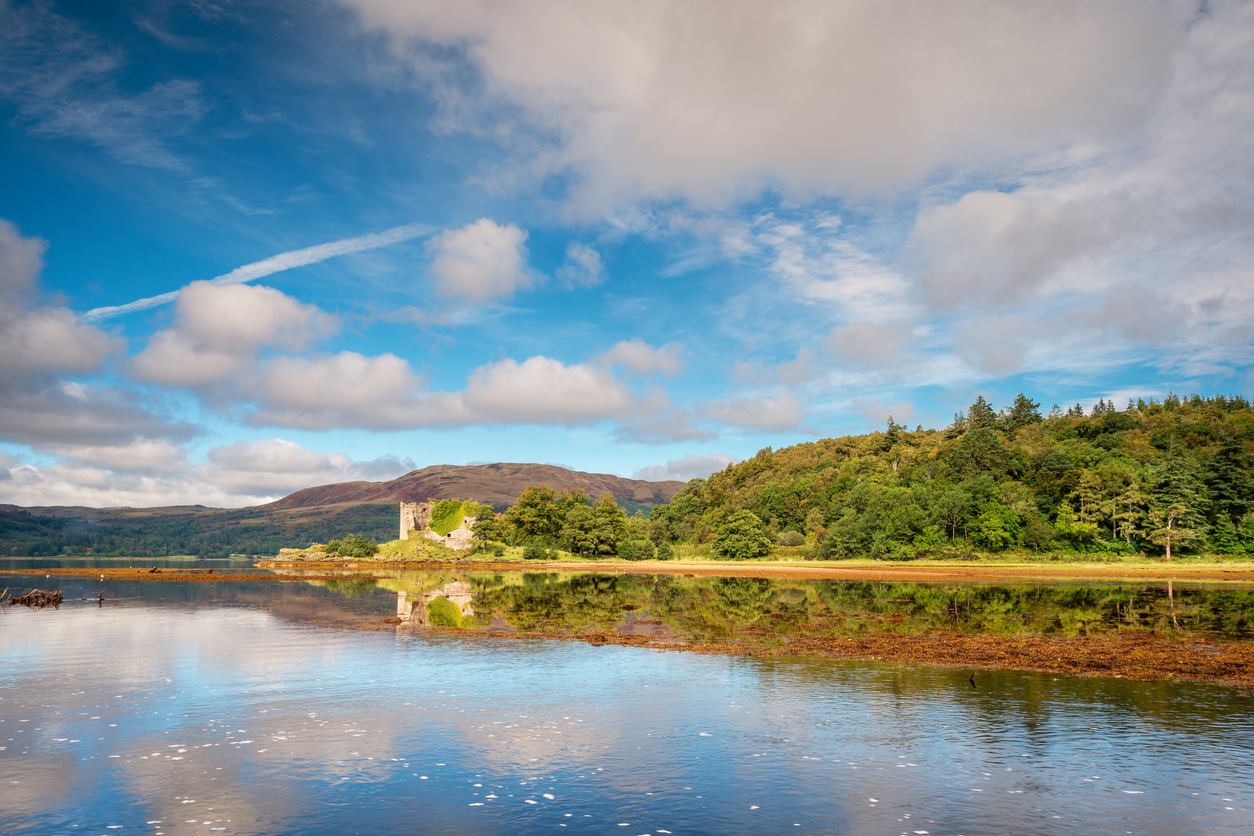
[396,580,475,626]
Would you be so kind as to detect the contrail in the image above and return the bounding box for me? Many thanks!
[81,222,434,323]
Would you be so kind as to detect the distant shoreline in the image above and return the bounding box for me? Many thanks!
[256,557,1254,585]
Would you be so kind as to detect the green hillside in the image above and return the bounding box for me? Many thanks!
[647,393,1254,559]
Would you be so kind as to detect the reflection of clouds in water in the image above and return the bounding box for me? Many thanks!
[1,599,1251,834]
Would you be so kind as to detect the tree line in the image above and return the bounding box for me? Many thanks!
[641,392,1254,559]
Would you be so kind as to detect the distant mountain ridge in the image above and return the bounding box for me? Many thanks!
[265,462,686,513]
[1,462,686,557]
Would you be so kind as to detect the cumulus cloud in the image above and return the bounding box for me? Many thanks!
[462,356,635,424]
[131,281,337,387]
[555,242,604,288]
[596,339,684,377]
[908,191,1113,310]
[250,351,445,430]
[0,219,122,390]
[426,218,532,302]
[347,0,1178,208]
[634,453,737,483]
[896,1,1254,377]
[248,352,641,431]
[0,384,196,449]
[0,438,417,508]
[0,219,190,456]
[204,438,415,498]
[703,391,805,433]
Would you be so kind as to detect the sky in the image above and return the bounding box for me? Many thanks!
[0,0,1251,508]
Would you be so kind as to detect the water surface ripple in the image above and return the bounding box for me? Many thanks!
[1,572,1252,835]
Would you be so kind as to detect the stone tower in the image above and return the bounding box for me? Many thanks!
[399,501,435,540]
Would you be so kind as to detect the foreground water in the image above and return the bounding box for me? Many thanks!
[2,567,1253,835]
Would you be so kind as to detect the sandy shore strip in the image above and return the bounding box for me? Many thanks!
[257,558,1254,584]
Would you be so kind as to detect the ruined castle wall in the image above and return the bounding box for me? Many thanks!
[399,501,434,540]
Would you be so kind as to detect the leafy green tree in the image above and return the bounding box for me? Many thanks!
[471,514,508,545]
[1054,502,1100,546]
[1113,484,1149,546]
[561,497,625,557]
[713,510,773,560]
[933,485,974,543]
[506,485,569,543]
[617,539,656,560]
[971,503,1019,550]
[324,533,378,558]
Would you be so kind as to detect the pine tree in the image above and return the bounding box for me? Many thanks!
[1113,484,1149,546]
[967,396,997,430]
[1147,504,1194,560]
[1006,393,1042,429]
[1205,434,1253,530]
[1147,446,1209,556]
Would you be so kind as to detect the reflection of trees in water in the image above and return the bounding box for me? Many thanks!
[469,573,630,631]
[316,577,379,597]
[358,568,1254,642]
[811,582,1254,638]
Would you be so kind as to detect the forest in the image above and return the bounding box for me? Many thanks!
[0,503,397,558]
[646,393,1254,559]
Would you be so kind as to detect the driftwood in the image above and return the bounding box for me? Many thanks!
[1,588,64,610]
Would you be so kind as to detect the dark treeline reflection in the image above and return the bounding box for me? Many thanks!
[297,569,1254,643]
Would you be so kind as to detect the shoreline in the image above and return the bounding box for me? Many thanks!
[256,558,1254,584]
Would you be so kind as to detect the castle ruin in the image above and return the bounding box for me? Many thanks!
[399,501,478,550]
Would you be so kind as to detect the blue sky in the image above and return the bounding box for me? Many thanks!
[1,0,1251,507]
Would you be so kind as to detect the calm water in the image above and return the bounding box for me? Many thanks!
[3,565,1254,835]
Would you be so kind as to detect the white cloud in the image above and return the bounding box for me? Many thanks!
[347,0,1179,208]
[634,453,737,483]
[85,222,433,321]
[703,391,804,432]
[596,339,684,377]
[0,219,183,455]
[0,384,195,449]
[247,351,640,431]
[250,351,445,430]
[0,216,46,297]
[825,321,914,370]
[461,356,634,424]
[426,218,532,302]
[908,190,1112,310]
[0,219,122,390]
[555,242,604,288]
[204,438,415,498]
[0,438,417,508]
[130,281,337,387]
[896,0,1254,378]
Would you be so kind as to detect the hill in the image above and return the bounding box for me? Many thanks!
[647,393,1254,558]
[266,463,684,513]
[0,463,684,558]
